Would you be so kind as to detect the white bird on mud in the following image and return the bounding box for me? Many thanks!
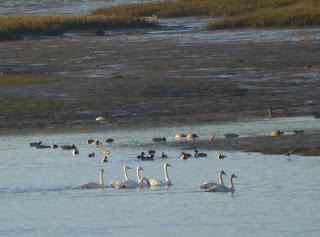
[200,170,226,189]
[205,174,238,193]
[80,168,105,189]
[96,116,106,121]
[150,163,172,186]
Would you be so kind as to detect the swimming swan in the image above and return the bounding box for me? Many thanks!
[205,174,238,192]
[113,166,149,188]
[110,165,131,188]
[150,163,172,186]
[200,170,226,189]
[80,169,105,189]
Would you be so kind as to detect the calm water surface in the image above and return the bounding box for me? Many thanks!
[0,0,154,15]
[1,117,320,236]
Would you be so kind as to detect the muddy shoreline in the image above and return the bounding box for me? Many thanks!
[167,133,320,156]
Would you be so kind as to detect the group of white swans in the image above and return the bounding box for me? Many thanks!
[80,163,237,193]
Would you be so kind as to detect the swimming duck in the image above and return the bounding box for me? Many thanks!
[106,138,114,143]
[61,145,77,150]
[72,149,79,156]
[30,141,42,147]
[217,153,227,160]
[175,133,186,139]
[180,152,191,160]
[194,149,207,158]
[160,152,168,159]
[137,152,145,160]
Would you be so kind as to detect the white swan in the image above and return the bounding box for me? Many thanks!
[150,163,172,186]
[80,169,105,189]
[205,174,238,192]
[200,170,226,189]
[110,165,131,188]
[113,166,149,189]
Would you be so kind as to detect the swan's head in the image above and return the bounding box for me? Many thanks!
[165,163,171,167]
[124,165,131,170]
[231,174,238,179]
[140,177,150,187]
[100,169,104,174]
[137,166,144,171]
[220,170,227,176]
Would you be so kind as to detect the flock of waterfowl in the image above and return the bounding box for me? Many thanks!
[79,164,237,193]
[29,132,238,193]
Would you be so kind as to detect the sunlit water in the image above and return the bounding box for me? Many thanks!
[1,117,320,236]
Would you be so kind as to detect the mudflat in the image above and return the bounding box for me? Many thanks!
[0,26,319,132]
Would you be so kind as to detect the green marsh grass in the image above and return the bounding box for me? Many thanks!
[0,75,58,86]
[0,15,155,39]
[92,0,320,29]
[0,98,65,114]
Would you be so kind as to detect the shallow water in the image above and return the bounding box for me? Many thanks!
[0,0,154,15]
[1,117,320,236]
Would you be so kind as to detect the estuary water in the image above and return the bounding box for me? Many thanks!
[1,117,320,237]
[0,0,154,15]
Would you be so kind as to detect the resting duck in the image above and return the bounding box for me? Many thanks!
[88,152,95,158]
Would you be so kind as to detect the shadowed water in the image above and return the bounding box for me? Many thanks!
[1,117,320,236]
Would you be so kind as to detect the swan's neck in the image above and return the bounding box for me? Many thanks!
[139,177,150,187]
[164,165,170,184]
[136,168,141,182]
[229,177,234,191]
[124,167,129,181]
[99,170,104,186]
[219,172,224,186]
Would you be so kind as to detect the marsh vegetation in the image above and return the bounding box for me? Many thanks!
[93,0,320,29]
[0,15,155,39]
